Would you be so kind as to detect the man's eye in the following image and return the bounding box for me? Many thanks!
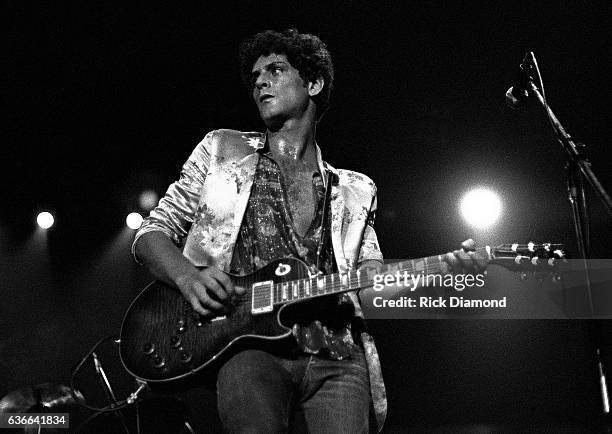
[272,67,282,75]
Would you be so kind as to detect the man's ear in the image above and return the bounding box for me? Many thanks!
[308,77,324,97]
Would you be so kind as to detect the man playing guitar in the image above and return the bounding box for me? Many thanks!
[132,28,485,433]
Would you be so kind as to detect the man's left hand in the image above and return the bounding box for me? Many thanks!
[443,239,489,274]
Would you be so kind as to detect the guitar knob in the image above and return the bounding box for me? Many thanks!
[152,355,166,369]
[143,343,155,355]
[179,350,192,364]
[170,335,181,348]
[191,311,202,325]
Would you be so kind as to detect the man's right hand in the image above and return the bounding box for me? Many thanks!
[174,267,245,318]
[134,232,246,318]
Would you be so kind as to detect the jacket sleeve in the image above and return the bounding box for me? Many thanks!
[131,131,214,263]
[357,187,384,266]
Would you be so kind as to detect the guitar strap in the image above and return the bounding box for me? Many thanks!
[316,170,334,272]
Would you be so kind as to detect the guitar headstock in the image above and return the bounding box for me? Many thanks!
[489,242,566,273]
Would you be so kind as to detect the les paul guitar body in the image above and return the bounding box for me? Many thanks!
[120,258,317,384]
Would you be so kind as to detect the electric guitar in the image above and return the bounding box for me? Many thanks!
[119,243,564,383]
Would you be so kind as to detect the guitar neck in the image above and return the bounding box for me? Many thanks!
[270,246,491,306]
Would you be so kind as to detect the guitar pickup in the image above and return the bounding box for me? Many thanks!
[252,280,274,315]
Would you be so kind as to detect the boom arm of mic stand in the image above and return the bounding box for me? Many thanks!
[526,81,612,219]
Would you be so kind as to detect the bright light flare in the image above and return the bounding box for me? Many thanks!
[138,190,159,211]
[126,212,143,230]
[36,212,55,230]
[460,188,502,229]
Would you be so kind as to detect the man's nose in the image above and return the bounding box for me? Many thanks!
[254,72,270,90]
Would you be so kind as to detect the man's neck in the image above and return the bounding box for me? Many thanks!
[266,119,318,168]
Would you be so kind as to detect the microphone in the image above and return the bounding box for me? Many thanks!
[505,52,535,108]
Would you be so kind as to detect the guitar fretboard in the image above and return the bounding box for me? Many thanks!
[270,251,469,306]
[248,243,562,311]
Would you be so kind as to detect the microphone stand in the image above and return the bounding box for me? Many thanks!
[92,351,131,433]
[523,60,612,424]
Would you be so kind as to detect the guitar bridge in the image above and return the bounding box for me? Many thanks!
[251,280,274,315]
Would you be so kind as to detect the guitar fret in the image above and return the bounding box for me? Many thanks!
[438,255,447,273]
[317,276,324,294]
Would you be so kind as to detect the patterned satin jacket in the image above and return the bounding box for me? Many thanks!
[132,129,387,431]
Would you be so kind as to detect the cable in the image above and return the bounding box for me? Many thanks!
[70,335,134,413]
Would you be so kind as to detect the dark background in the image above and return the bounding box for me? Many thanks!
[3,1,612,431]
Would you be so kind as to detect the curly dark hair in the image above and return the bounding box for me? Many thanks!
[239,29,334,121]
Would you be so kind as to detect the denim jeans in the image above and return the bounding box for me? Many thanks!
[216,345,370,433]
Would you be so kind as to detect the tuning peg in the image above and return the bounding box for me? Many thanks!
[511,243,519,252]
[531,257,539,266]
[528,241,535,252]
[553,249,565,258]
[515,255,530,265]
[544,243,551,252]
[548,258,556,266]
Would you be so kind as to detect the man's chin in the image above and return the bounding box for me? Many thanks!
[261,113,286,132]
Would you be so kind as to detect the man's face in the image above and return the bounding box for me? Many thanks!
[250,53,311,126]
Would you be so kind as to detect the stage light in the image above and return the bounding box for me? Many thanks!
[138,190,159,211]
[460,188,502,229]
[36,212,55,230]
[126,212,143,230]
